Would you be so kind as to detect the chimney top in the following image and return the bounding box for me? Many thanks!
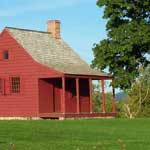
[47,20,61,39]
[47,20,60,23]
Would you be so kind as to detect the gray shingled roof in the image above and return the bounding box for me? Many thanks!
[6,27,108,76]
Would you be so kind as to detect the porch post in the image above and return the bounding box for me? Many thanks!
[89,78,93,113]
[61,77,66,113]
[112,79,116,113]
[76,78,80,113]
[101,79,106,113]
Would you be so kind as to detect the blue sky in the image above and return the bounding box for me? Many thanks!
[0,0,107,64]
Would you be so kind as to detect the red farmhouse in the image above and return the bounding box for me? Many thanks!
[0,20,116,119]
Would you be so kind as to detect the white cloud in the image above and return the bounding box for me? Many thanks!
[0,0,91,17]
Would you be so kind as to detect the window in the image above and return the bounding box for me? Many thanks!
[0,79,3,95]
[3,51,9,60]
[11,77,20,93]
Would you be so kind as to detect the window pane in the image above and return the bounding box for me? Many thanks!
[11,77,20,93]
[3,51,9,60]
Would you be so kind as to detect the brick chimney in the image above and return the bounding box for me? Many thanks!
[47,20,61,39]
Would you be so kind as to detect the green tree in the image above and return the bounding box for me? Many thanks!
[119,65,150,118]
[92,0,150,90]
[92,82,113,112]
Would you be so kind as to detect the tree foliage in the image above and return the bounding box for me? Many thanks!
[92,0,150,89]
[118,65,150,118]
[92,82,112,112]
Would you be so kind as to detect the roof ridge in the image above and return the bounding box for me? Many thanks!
[6,26,51,34]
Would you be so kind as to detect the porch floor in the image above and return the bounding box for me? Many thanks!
[39,112,117,119]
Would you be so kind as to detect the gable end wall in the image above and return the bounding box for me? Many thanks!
[0,29,63,117]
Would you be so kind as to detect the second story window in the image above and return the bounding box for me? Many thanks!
[3,51,9,60]
[11,77,20,93]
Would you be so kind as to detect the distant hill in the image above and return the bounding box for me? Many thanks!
[116,92,128,101]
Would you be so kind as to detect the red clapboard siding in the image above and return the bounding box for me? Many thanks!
[0,29,62,117]
[38,79,54,113]
[65,78,77,113]
[79,79,90,112]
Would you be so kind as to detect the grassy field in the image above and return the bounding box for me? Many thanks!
[0,118,150,150]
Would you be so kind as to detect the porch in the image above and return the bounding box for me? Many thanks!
[38,75,117,119]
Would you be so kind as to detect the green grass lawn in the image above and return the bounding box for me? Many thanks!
[0,118,150,150]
